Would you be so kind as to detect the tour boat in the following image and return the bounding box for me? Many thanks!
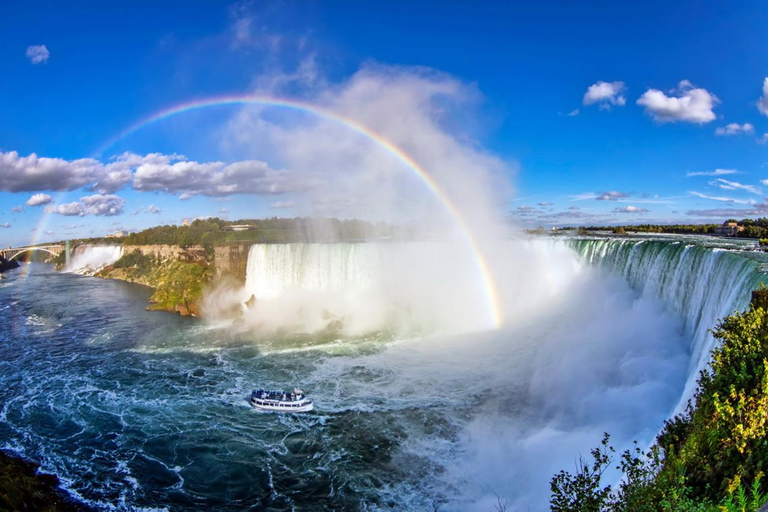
[250,389,314,412]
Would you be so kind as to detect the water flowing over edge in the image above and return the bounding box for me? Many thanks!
[567,237,766,411]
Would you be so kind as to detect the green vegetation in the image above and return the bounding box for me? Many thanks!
[122,217,393,247]
[0,451,88,511]
[550,288,768,511]
[100,250,211,316]
[111,249,154,271]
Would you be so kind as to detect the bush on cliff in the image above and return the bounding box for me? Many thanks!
[112,249,154,271]
[550,289,768,511]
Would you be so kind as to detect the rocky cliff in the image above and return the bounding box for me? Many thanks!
[95,243,250,317]
[213,243,251,282]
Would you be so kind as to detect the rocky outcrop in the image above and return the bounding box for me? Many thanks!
[0,450,92,511]
[213,243,251,283]
[0,255,20,273]
[124,244,209,264]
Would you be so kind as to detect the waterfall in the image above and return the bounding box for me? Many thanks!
[242,242,490,334]
[244,243,383,299]
[66,245,124,273]
[568,238,766,407]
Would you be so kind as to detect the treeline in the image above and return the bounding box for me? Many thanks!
[580,218,768,239]
[123,217,394,247]
[550,288,768,511]
[584,224,720,235]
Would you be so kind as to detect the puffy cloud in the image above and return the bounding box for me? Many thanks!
[613,206,648,213]
[686,169,737,177]
[709,178,761,195]
[566,109,579,116]
[715,123,754,136]
[758,78,768,117]
[25,45,49,64]
[596,191,629,201]
[26,193,53,206]
[147,204,161,214]
[759,133,768,145]
[0,151,130,193]
[45,194,125,217]
[11,206,23,212]
[132,154,294,197]
[1,223,10,228]
[219,207,230,214]
[0,150,296,199]
[583,81,626,108]
[637,80,719,123]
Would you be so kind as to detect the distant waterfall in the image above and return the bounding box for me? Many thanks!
[568,238,765,406]
[66,245,124,273]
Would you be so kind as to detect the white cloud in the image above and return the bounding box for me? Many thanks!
[715,123,754,136]
[613,206,648,213]
[595,191,629,201]
[583,81,626,108]
[147,204,161,214]
[270,201,294,209]
[637,80,719,123]
[1,223,10,228]
[537,202,553,207]
[45,194,125,217]
[25,45,49,64]
[0,150,295,199]
[219,207,230,213]
[686,169,737,177]
[758,78,768,117]
[132,154,294,197]
[0,151,130,193]
[567,109,579,117]
[26,193,53,206]
[11,206,23,212]
[689,191,754,204]
[709,178,761,195]
[759,133,768,145]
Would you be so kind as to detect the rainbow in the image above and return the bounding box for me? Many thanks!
[95,95,503,329]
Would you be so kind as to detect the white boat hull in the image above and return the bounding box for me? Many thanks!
[250,397,314,412]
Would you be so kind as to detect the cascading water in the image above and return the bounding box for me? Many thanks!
[568,237,766,408]
[241,242,491,334]
[66,245,124,273]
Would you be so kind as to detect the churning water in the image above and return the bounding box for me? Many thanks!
[1,236,766,511]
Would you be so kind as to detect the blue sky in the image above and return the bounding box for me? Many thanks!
[2,0,768,246]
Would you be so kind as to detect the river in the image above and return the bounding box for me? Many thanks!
[1,236,765,511]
